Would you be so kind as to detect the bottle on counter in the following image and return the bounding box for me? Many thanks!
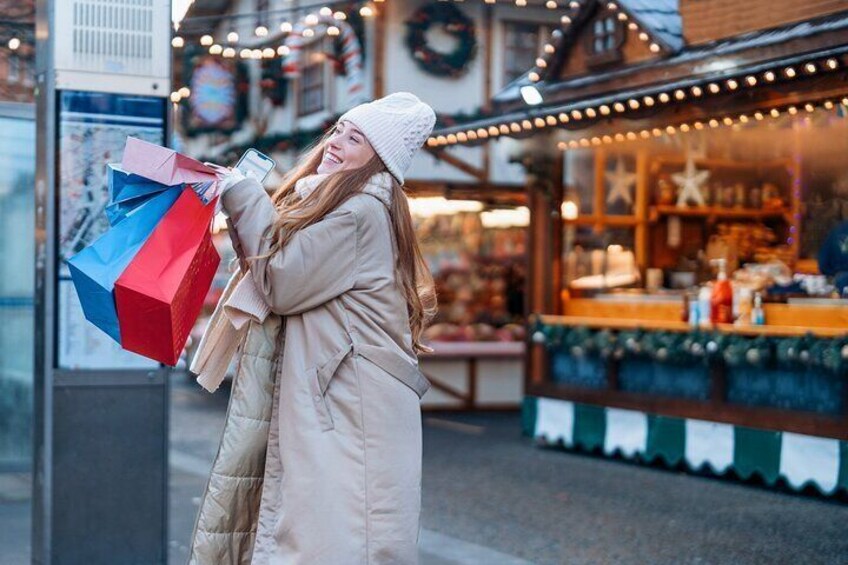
[751,292,765,325]
[698,284,712,328]
[736,288,753,326]
[710,258,733,324]
[687,288,700,327]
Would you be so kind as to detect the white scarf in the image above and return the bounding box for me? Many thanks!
[294,172,394,208]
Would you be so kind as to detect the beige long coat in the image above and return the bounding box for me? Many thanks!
[190,175,429,564]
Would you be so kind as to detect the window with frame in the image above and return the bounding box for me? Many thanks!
[503,22,548,85]
[585,11,624,66]
[298,40,326,116]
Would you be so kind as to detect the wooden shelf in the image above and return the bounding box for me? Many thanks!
[649,205,789,221]
[539,314,848,338]
[652,156,790,171]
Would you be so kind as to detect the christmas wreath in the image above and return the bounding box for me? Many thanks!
[405,2,477,79]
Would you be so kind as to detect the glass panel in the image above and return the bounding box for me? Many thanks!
[604,152,637,216]
[564,148,596,215]
[0,108,35,468]
[563,226,638,290]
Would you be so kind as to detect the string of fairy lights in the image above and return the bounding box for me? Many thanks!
[528,1,668,84]
[426,54,845,147]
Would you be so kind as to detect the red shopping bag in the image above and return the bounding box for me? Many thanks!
[114,189,221,366]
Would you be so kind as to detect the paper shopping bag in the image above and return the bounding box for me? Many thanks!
[105,164,182,226]
[67,186,183,343]
[114,189,221,366]
[121,137,219,186]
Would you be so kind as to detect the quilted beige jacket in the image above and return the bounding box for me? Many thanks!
[189,174,429,564]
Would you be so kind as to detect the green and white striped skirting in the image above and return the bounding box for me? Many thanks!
[523,396,848,495]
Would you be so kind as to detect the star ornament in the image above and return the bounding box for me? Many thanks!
[605,157,637,207]
[673,155,710,207]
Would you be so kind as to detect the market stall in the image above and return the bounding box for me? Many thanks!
[409,191,529,410]
[430,3,848,494]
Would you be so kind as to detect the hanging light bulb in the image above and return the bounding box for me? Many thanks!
[170,92,181,103]
[262,47,275,58]
[240,48,252,59]
[200,34,213,46]
[303,28,315,38]
[255,25,268,37]
[320,7,333,17]
[305,14,319,26]
[223,47,236,58]
[171,36,184,48]
[178,87,191,98]
[209,44,223,55]
[227,31,239,43]
[359,6,374,17]
[334,11,347,20]
[785,66,796,78]
[251,48,262,59]
[327,26,340,36]
[277,45,290,56]
[280,22,293,33]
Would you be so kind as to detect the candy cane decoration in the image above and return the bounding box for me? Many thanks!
[282,14,364,99]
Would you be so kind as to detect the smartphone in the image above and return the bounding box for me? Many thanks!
[235,149,276,182]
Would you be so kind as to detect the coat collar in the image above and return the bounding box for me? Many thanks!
[295,172,394,209]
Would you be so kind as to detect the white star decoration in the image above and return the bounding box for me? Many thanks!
[672,154,710,207]
[605,157,637,207]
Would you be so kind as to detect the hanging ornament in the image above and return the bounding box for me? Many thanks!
[605,157,637,207]
[672,152,710,207]
[405,2,477,79]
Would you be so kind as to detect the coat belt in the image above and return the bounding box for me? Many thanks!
[316,342,430,399]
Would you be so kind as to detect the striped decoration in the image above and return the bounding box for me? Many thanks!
[525,396,848,495]
[282,13,364,99]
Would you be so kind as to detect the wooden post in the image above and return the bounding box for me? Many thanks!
[373,1,386,99]
[482,4,493,181]
[635,149,649,272]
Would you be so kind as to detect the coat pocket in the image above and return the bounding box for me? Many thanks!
[306,366,335,432]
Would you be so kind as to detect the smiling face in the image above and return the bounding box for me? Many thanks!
[317,120,377,174]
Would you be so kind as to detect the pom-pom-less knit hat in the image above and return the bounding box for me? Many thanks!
[337,92,436,184]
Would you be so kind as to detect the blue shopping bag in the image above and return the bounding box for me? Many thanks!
[105,164,181,226]
[68,186,183,343]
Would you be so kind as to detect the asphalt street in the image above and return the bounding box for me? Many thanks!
[2,374,847,564]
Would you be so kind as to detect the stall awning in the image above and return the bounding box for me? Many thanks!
[429,12,848,147]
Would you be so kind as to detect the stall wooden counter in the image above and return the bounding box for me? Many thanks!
[419,341,525,411]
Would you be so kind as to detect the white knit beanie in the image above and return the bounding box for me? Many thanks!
[338,92,436,184]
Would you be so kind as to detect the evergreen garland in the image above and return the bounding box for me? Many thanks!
[531,323,848,375]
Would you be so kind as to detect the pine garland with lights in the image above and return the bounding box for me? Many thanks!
[405,2,477,79]
[532,323,848,375]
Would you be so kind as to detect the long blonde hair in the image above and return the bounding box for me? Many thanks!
[257,131,437,353]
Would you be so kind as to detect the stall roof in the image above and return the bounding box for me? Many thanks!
[616,0,683,53]
[434,11,848,139]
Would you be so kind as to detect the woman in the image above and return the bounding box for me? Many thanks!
[189,92,438,564]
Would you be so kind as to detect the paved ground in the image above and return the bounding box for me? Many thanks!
[3,374,848,564]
